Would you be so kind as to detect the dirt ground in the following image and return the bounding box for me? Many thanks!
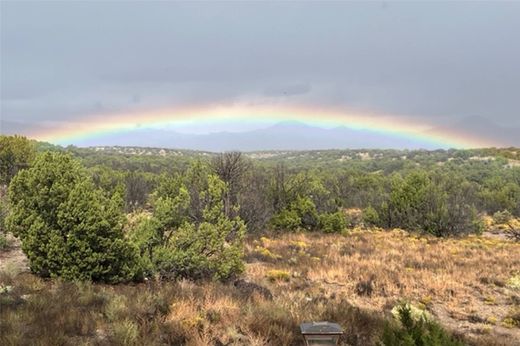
[0,235,28,274]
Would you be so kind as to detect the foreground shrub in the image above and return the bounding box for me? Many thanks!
[381,303,464,346]
[6,152,140,282]
[271,196,319,230]
[270,208,301,231]
[112,319,139,345]
[493,210,513,225]
[0,135,35,185]
[363,205,380,226]
[0,234,8,250]
[271,196,349,233]
[0,194,7,231]
[0,192,10,249]
[154,217,245,281]
[318,211,347,233]
[134,168,246,281]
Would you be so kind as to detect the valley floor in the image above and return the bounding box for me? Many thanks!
[1,229,519,345]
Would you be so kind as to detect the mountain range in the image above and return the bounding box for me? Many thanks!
[70,117,518,151]
[2,116,518,151]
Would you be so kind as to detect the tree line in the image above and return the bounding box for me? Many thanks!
[1,135,519,283]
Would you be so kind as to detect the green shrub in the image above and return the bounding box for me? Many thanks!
[291,196,319,230]
[363,206,380,226]
[377,171,481,236]
[111,319,139,345]
[380,303,464,346]
[318,211,347,233]
[149,173,246,281]
[270,209,301,231]
[0,195,7,231]
[0,193,10,250]
[126,216,158,277]
[271,196,319,231]
[154,218,245,281]
[105,295,129,322]
[0,135,35,185]
[493,210,512,225]
[0,233,8,250]
[6,152,141,283]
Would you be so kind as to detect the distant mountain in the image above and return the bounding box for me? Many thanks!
[4,117,517,151]
[70,121,447,151]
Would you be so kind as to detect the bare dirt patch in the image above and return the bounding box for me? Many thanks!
[0,234,28,274]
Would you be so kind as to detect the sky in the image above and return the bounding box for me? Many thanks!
[1,1,519,148]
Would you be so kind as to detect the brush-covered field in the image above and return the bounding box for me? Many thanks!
[1,228,519,346]
[2,139,520,345]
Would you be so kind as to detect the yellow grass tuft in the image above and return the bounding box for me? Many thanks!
[265,269,291,282]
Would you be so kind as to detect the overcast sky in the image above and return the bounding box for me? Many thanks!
[1,1,520,139]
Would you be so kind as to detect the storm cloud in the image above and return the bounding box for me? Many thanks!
[1,1,520,143]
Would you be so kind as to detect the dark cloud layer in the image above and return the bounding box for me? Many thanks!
[1,1,520,139]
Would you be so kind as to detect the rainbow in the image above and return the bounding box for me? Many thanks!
[29,105,500,149]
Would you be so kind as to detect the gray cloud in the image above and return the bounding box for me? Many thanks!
[1,1,520,140]
[264,83,311,97]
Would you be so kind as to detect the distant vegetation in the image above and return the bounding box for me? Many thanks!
[1,135,519,345]
[1,135,519,281]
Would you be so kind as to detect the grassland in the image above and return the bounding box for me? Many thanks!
[246,229,520,344]
[1,228,519,345]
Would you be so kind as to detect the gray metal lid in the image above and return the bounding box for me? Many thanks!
[300,322,343,335]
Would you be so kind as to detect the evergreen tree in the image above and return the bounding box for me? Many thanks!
[7,152,140,282]
[0,135,35,185]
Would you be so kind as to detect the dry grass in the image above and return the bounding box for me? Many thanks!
[1,228,519,345]
[244,229,520,345]
[0,271,384,345]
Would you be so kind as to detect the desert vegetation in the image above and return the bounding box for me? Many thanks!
[1,135,520,345]
[2,229,519,345]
